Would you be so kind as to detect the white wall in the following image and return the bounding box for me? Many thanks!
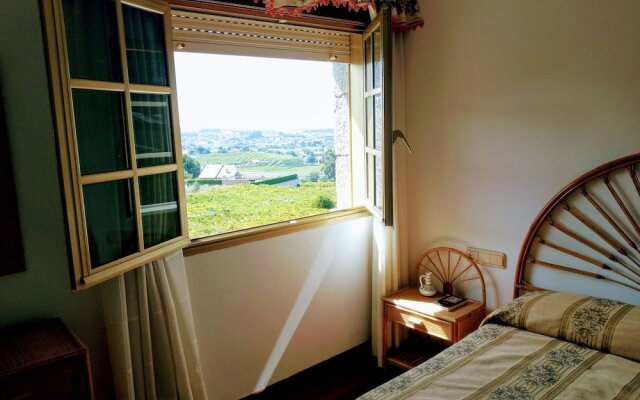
[185,216,372,399]
[0,1,113,398]
[405,0,640,310]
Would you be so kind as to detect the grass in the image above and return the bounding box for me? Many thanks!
[186,181,337,238]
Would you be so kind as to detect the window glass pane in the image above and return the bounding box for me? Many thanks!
[375,155,383,209]
[73,89,129,175]
[366,96,373,148]
[374,94,382,150]
[62,0,122,82]
[123,5,169,86]
[373,30,382,89]
[131,93,174,167]
[83,180,138,268]
[139,172,180,248]
[365,35,373,92]
[366,153,373,202]
[175,53,349,238]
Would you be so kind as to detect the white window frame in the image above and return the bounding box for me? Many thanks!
[170,9,372,255]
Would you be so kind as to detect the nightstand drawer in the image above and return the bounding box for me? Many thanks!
[385,304,453,341]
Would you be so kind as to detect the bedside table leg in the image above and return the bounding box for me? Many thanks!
[382,319,389,372]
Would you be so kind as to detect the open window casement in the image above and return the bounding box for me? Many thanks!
[43,0,190,290]
[363,9,393,226]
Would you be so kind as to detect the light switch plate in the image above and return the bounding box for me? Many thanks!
[467,247,506,269]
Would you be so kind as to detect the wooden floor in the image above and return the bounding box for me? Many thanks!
[243,343,403,400]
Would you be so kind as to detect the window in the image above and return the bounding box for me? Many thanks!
[363,10,392,225]
[43,0,189,290]
[44,0,392,288]
[171,10,370,243]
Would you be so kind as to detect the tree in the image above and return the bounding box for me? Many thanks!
[306,172,320,182]
[183,153,201,179]
[304,153,317,164]
[195,145,210,154]
[313,195,335,209]
[321,148,336,181]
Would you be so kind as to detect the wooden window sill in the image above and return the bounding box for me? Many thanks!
[183,206,371,256]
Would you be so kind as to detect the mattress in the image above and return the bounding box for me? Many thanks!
[360,291,640,400]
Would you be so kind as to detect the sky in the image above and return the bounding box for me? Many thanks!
[174,52,337,132]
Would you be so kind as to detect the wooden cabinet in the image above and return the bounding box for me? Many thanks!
[0,318,93,399]
[382,286,485,370]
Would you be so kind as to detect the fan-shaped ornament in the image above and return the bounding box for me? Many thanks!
[415,247,486,306]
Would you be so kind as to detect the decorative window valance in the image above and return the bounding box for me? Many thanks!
[256,0,424,31]
[258,0,371,17]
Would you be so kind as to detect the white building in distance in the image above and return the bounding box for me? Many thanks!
[198,164,241,180]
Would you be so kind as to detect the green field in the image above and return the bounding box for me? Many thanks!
[193,152,304,169]
[192,151,323,177]
[240,164,322,174]
[186,182,337,238]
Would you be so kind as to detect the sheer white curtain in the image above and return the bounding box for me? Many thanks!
[101,251,207,399]
[371,31,411,365]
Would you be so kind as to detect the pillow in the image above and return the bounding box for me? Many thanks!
[482,290,640,362]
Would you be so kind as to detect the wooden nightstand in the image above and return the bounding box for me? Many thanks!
[0,318,93,399]
[382,286,485,370]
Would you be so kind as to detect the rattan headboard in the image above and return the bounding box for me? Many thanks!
[514,153,640,304]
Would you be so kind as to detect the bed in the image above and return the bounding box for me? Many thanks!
[360,153,640,399]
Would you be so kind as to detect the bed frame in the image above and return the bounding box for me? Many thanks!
[514,153,640,303]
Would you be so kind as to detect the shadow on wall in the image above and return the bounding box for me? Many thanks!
[0,83,26,277]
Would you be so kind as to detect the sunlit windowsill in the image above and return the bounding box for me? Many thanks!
[183,206,371,256]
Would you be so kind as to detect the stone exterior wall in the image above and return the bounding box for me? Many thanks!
[332,63,351,209]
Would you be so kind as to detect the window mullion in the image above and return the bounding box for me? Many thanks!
[69,79,125,92]
[137,164,178,177]
[80,170,135,185]
[129,83,172,94]
[364,88,381,97]
[126,91,146,254]
[115,0,146,256]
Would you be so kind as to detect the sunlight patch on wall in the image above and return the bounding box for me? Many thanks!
[253,237,334,393]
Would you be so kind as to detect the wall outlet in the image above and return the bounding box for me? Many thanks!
[467,247,506,269]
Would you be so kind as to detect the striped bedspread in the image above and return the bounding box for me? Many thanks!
[360,292,640,400]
